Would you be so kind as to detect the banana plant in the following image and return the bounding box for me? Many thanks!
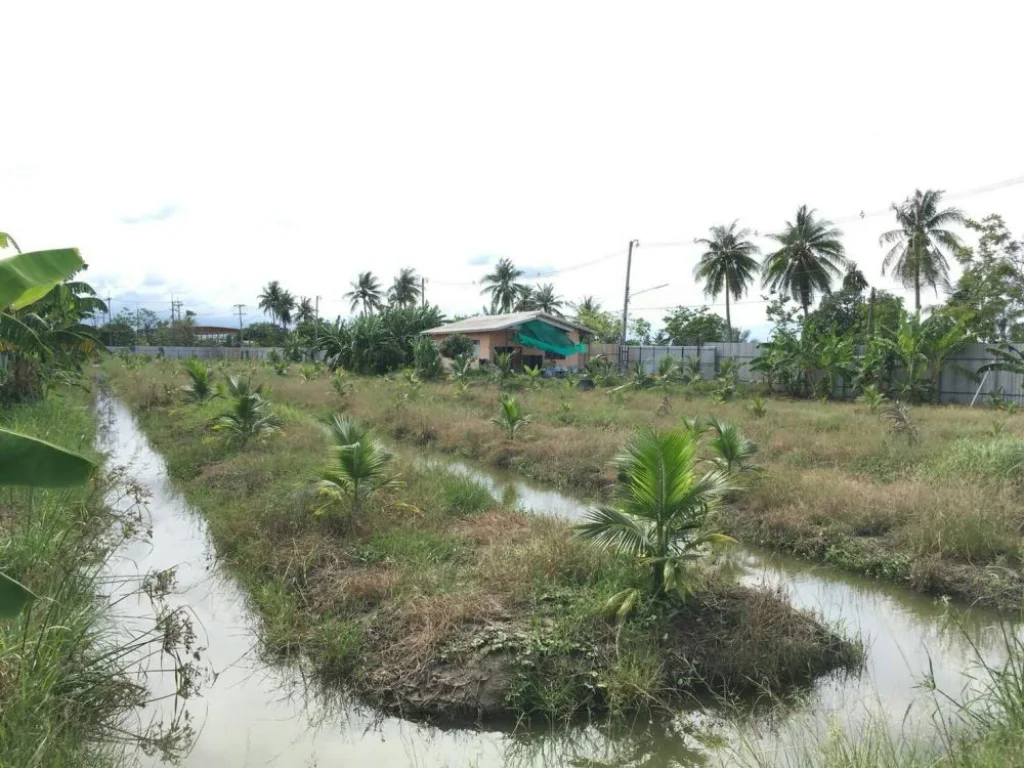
[0,428,95,616]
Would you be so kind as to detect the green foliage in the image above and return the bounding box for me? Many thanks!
[492,350,515,387]
[705,416,760,475]
[490,393,533,441]
[316,415,399,516]
[480,258,526,314]
[713,358,741,402]
[437,473,494,515]
[748,395,767,418]
[180,358,216,402]
[345,271,384,315]
[330,370,353,402]
[693,220,761,334]
[572,300,621,343]
[257,280,296,328]
[438,332,474,359]
[660,306,739,345]
[857,384,887,412]
[209,376,283,446]
[316,305,445,375]
[762,205,848,314]
[412,336,444,380]
[575,428,735,596]
[388,267,421,308]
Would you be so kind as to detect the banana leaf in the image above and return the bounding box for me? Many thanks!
[0,248,83,310]
[0,427,95,487]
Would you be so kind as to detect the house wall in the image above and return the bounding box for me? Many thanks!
[426,327,586,369]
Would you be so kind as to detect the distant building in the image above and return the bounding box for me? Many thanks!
[422,311,592,370]
[192,325,239,343]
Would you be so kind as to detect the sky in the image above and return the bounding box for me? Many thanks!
[3,1,1023,341]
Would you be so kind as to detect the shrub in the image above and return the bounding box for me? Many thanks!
[439,333,475,360]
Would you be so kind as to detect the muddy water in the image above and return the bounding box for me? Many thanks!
[99,395,1013,767]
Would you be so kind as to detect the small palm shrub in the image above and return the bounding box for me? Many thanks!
[858,384,886,413]
[523,364,543,389]
[682,356,702,384]
[492,351,514,388]
[316,415,399,517]
[576,428,735,597]
[209,376,283,447]
[330,370,353,402]
[705,416,760,476]
[413,337,444,381]
[657,355,678,384]
[748,395,767,419]
[180,359,216,403]
[490,393,532,441]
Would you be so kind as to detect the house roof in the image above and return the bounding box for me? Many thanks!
[423,311,594,336]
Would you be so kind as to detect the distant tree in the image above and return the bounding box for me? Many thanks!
[439,333,475,359]
[660,306,741,345]
[481,258,525,313]
[842,264,869,294]
[345,272,384,315]
[629,317,653,344]
[571,296,601,314]
[881,189,965,313]
[277,291,295,329]
[532,283,565,316]
[945,214,1024,341]
[514,285,537,312]
[389,268,421,307]
[573,306,621,343]
[295,296,316,325]
[245,322,287,346]
[693,220,761,337]
[762,206,848,316]
[100,315,136,346]
[258,281,288,326]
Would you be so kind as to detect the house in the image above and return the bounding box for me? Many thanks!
[422,311,592,370]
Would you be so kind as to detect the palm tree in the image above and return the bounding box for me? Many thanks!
[345,272,383,315]
[880,189,965,313]
[276,290,296,329]
[531,284,564,316]
[490,393,532,440]
[257,281,287,325]
[180,359,216,402]
[572,296,601,313]
[575,428,734,596]
[480,258,524,313]
[762,206,848,316]
[295,296,316,325]
[704,416,760,476]
[842,264,869,294]
[209,376,283,447]
[514,285,536,312]
[693,221,761,336]
[315,415,399,516]
[389,268,421,307]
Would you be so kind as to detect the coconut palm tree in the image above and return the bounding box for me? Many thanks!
[389,268,421,307]
[315,415,399,516]
[842,264,869,294]
[345,272,383,315]
[276,290,296,329]
[531,283,564,316]
[209,376,283,447]
[295,296,316,325]
[514,285,536,312]
[704,416,760,476]
[575,428,735,596]
[258,281,287,325]
[880,189,965,313]
[180,359,216,402]
[480,258,524,313]
[693,221,761,337]
[490,393,532,440]
[572,296,601,313]
[762,206,848,316]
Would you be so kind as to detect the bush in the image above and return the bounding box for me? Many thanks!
[439,333,475,359]
[413,337,445,380]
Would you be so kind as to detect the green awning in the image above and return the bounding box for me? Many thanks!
[514,320,587,356]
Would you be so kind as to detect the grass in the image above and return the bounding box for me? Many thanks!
[170,365,1024,611]
[0,391,193,766]
[102,358,861,723]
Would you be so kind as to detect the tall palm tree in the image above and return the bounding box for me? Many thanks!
[880,189,965,313]
[762,206,848,316]
[572,296,601,313]
[295,296,316,325]
[389,268,421,307]
[257,280,286,325]
[531,283,564,316]
[276,290,296,329]
[480,258,524,313]
[344,272,383,315]
[575,428,734,596]
[693,221,761,336]
[514,285,536,312]
[842,264,869,294]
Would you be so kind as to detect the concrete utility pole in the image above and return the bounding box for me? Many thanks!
[620,239,640,343]
[314,296,321,355]
[421,277,426,307]
[867,287,876,336]
[234,304,246,344]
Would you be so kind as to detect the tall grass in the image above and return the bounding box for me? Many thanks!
[0,394,194,766]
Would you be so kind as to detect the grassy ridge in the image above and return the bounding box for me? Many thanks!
[238,371,1024,611]
[104,359,861,722]
[0,392,176,766]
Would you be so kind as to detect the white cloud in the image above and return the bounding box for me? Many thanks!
[1,1,1022,335]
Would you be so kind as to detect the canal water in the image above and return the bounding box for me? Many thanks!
[97,395,1012,766]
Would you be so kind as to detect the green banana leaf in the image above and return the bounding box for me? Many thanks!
[0,428,95,487]
[0,572,36,618]
[0,248,83,310]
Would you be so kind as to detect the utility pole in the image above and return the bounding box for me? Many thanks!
[421,277,426,307]
[234,304,246,345]
[620,239,640,344]
[314,296,321,356]
[866,287,876,336]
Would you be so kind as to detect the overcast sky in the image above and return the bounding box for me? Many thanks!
[3,1,1023,339]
